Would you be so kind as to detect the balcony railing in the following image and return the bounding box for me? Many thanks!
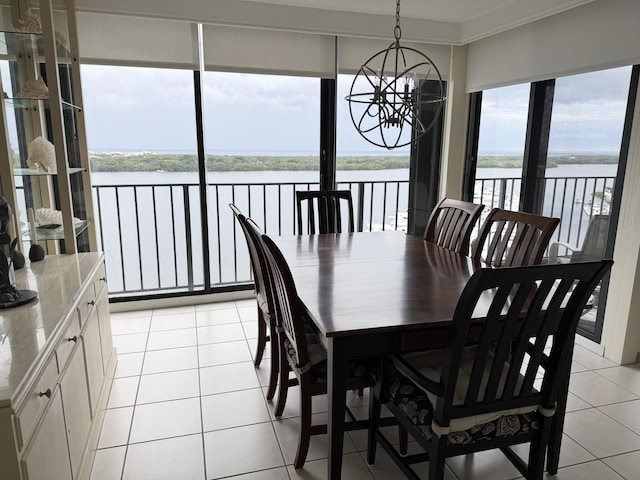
[93,179,409,297]
[93,174,614,298]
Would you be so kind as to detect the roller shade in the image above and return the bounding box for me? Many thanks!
[77,12,198,69]
[338,36,451,80]
[466,0,640,92]
[202,24,335,78]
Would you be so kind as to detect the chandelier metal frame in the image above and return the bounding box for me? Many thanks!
[345,0,446,149]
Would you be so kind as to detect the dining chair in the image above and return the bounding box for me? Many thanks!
[423,198,484,255]
[472,208,560,267]
[367,259,613,480]
[296,190,355,234]
[229,204,279,400]
[253,222,378,469]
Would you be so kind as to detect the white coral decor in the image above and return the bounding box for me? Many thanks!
[27,136,56,172]
[35,208,82,226]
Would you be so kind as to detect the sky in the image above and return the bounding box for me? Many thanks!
[478,66,632,155]
[2,62,632,157]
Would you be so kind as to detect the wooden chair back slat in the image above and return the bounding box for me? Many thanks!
[229,204,272,313]
[296,190,354,234]
[472,208,560,267]
[424,198,484,255]
[435,260,613,425]
[254,225,311,369]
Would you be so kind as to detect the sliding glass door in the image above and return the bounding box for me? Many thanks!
[466,65,637,343]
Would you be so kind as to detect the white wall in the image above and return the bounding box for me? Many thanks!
[602,81,640,365]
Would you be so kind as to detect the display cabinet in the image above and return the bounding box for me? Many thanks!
[0,0,97,255]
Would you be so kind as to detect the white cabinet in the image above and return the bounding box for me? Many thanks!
[0,253,115,480]
[82,295,106,416]
[96,285,113,375]
[21,388,72,480]
[59,343,92,478]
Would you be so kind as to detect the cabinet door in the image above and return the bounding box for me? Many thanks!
[22,388,72,480]
[82,307,105,417]
[96,287,114,374]
[59,344,92,478]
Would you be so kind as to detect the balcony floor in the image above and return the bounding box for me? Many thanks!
[90,299,640,480]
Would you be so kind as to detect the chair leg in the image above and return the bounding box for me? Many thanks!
[428,436,447,480]
[254,308,267,367]
[265,321,279,401]
[274,345,289,417]
[399,425,408,455]
[527,420,552,480]
[294,380,312,469]
[366,378,383,464]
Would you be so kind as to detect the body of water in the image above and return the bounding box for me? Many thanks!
[90,163,618,294]
[91,164,619,186]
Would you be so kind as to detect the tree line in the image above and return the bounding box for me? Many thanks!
[88,152,618,172]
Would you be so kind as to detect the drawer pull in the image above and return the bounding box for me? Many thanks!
[39,389,52,398]
[67,335,78,343]
[88,300,96,306]
[99,277,107,282]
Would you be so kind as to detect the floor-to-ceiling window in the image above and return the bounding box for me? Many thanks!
[543,66,633,339]
[466,66,637,343]
[200,71,320,285]
[473,83,530,220]
[78,25,447,299]
[82,65,198,296]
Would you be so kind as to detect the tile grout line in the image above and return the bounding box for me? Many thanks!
[236,299,291,476]
[118,309,152,480]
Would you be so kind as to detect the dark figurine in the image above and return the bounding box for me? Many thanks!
[0,196,22,303]
[12,249,25,269]
[29,244,45,262]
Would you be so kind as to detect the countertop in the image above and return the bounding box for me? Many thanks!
[0,253,104,407]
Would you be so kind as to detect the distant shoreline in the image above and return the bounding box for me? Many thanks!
[88,152,618,172]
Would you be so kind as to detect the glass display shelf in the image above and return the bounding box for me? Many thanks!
[13,167,84,176]
[22,219,90,242]
[0,30,70,61]
[5,98,80,111]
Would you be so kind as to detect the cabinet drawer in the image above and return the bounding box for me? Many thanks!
[15,355,58,450]
[93,263,107,298]
[56,318,81,373]
[77,286,97,328]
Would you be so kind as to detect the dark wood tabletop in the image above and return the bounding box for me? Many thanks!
[274,230,487,478]
[273,230,568,479]
[274,230,483,337]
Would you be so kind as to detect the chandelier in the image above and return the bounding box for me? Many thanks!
[345,0,446,150]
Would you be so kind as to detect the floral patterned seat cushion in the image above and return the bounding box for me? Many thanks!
[388,366,540,446]
[283,333,378,386]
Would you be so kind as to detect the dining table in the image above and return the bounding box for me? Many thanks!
[273,229,569,479]
[273,230,482,478]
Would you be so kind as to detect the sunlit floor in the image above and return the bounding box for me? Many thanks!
[89,299,640,480]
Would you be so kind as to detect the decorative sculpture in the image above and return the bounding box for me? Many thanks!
[17,9,69,49]
[16,77,49,100]
[0,197,37,306]
[17,11,42,33]
[27,136,56,172]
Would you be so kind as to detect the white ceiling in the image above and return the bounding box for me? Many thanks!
[68,0,599,45]
[246,0,591,23]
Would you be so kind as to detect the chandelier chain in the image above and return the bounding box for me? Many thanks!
[394,0,401,41]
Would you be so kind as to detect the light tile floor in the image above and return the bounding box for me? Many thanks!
[90,299,640,480]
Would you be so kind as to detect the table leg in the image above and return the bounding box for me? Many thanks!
[327,337,349,480]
